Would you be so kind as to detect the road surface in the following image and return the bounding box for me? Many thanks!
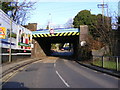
[2,57,119,88]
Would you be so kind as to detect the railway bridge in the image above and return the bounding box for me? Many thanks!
[32,25,89,59]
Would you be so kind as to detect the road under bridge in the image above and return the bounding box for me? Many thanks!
[32,26,89,59]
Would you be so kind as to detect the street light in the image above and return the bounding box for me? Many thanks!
[48,13,52,32]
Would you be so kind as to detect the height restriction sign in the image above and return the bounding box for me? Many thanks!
[50,29,54,34]
[0,27,6,39]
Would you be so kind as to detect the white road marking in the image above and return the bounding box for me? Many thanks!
[54,63,56,68]
[56,71,70,88]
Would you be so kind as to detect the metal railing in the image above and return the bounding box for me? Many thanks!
[92,56,120,71]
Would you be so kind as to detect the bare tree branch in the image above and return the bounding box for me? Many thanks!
[11,0,36,25]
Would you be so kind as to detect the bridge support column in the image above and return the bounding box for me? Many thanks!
[73,40,79,59]
[38,39,51,56]
[77,25,92,61]
[32,38,52,58]
[31,39,46,58]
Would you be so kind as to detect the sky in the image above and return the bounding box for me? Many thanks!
[26,1,118,29]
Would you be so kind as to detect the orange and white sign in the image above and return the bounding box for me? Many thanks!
[0,27,6,39]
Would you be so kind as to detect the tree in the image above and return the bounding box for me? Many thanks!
[73,10,98,38]
[0,2,15,14]
[93,14,114,56]
[64,18,73,28]
[0,1,36,25]
[73,10,93,26]
[13,1,36,25]
[73,10,115,56]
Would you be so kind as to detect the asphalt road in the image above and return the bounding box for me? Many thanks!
[2,57,119,88]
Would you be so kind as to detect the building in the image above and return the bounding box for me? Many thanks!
[23,23,37,31]
[0,9,32,63]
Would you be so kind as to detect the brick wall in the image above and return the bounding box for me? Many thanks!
[24,23,37,31]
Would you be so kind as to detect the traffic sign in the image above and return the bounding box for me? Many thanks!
[50,29,54,34]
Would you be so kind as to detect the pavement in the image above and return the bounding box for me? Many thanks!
[1,57,45,76]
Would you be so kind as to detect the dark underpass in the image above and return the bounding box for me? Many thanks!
[34,35,79,58]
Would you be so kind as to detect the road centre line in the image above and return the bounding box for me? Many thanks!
[56,71,70,88]
[54,63,56,68]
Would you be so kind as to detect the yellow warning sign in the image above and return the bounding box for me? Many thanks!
[0,27,6,39]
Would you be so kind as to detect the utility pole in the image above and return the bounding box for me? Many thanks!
[97,0,108,24]
[102,0,105,23]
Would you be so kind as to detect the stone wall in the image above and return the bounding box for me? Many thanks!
[79,25,89,41]
[77,25,92,60]
[31,39,46,58]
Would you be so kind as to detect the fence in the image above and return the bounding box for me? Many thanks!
[92,56,120,71]
[1,53,31,63]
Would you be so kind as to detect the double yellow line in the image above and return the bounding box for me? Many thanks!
[0,60,42,87]
[0,65,28,87]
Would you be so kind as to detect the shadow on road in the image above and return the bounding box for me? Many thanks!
[2,82,29,90]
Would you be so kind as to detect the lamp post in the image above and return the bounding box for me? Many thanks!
[8,9,15,62]
[9,17,12,62]
[48,13,52,32]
